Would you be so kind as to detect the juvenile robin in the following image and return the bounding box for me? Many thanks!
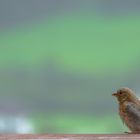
[112,87,140,134]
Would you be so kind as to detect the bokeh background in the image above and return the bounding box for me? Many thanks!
[0,0,140,133]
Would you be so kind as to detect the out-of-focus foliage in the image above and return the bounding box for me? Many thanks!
[0,16,140,74]
[31,113,128,134]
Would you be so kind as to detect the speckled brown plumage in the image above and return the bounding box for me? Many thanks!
[113,87,140,134]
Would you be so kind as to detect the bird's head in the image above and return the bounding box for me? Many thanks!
[112,87,137,103]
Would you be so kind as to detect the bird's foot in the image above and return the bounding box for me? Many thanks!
[124,131,131,134]
[125,131,140,134]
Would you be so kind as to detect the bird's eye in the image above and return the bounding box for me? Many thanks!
[119,91,122,94]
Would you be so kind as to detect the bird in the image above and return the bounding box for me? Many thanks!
[112,87,140,134]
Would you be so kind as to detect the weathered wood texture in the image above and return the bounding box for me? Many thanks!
[1,134,140,140]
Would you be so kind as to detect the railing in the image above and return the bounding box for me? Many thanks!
[1,134,140,140]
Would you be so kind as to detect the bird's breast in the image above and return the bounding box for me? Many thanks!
[119,102,140,132]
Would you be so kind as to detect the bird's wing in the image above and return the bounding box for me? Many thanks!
[125,102,140,122]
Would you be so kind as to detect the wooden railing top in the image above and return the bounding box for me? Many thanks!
[1,134,140,140]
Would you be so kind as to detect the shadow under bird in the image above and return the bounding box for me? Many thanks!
[112,87,140,134]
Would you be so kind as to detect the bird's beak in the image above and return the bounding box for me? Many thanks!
[112,92,118,97]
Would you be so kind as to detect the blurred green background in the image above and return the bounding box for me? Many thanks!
[0,0,140,133]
